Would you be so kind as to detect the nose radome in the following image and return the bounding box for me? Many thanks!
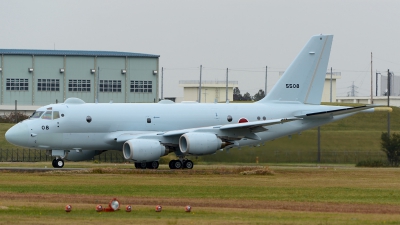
[5,123,29,147]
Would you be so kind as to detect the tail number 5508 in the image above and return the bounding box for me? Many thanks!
[286,84,299,88]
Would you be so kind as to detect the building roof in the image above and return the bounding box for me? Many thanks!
[0,49,159,58]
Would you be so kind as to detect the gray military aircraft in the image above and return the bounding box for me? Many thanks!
[5,34,376,169]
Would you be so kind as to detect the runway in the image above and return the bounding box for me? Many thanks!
[0,167,86,172]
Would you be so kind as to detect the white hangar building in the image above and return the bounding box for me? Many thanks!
[0,49,159,115]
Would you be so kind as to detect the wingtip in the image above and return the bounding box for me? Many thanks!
[374,107,392,112]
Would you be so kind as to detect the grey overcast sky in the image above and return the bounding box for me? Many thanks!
[2,0,400,98]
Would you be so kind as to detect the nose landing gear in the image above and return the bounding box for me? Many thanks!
[52,158,64,168]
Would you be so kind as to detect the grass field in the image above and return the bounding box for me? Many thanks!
[0,104,399,224]
[0,162,400,224]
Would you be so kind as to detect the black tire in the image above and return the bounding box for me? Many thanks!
[134,163,140,169]
[140,162,147,169]
[52,159,57,168]
[146,162,159,169]
[169,160,176,169]
[151,161,159,169]
[184,160,194,169]
[174,160,183,169]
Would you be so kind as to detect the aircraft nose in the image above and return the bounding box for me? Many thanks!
[5,123,30,147]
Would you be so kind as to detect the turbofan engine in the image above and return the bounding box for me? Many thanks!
[179,132,223,155]
[123,139,167,162]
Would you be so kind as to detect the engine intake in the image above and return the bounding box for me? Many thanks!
[123,139,166,162]
[179,132,222,155]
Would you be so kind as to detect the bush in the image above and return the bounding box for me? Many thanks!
[0,112,29,123]
[356,160,389,167]
[381,132,400,167]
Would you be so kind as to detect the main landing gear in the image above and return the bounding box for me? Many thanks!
[52,158,64,168]
[134,161,159,169]
[169,159,194,169]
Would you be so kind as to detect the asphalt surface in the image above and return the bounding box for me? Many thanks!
[0,167,86,172]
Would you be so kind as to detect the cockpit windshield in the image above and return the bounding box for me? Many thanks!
[30,111,44,119]
[42,111,52,120]
[37,111,61,120]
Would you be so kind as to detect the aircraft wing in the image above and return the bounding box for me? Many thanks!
[162,118,299,139]
[114,117,300,143]
[295,105,378,119]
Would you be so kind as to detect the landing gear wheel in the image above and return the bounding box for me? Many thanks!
[169,160,176,169]
[134,163,140,169]
[173,160,183,169]
[140,162,147,169]
[52,159,57,168]
[184,160,194,169]
[56,159,64,168]
[146,161,159,169]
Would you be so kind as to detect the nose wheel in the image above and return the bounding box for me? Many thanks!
[52,158,64,168]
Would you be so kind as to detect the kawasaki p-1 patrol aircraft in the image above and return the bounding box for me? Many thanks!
[5,34,376,169]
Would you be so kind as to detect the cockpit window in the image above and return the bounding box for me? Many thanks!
[42,111,52,120]
[53,111,60,120]
[30,111,44,119]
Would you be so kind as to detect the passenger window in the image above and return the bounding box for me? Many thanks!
[53,111,60,120]
[42,111,52,120]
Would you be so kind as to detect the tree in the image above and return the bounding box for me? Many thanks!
[233,87,242,101]
[242,92,252,101]
[381,132,400,167]
[253,89,265,101]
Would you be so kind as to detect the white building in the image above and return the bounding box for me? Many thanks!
[179,80,238,103]
[336,96,400,107]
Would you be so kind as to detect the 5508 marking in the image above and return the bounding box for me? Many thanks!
[286,84,299,88]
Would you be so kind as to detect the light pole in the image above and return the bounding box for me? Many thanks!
[387,69,391,137]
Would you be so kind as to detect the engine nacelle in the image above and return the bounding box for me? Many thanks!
[123,139,166,162]
[179,132,222,155]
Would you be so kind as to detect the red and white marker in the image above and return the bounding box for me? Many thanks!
[126,205,132,212]
[185,205,191,212]
[96,204,103,212]
[109,198,120,211]
[65,205,72,212]
[155,205,162,212]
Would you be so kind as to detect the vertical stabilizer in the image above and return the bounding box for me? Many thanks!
[259,34,333,104]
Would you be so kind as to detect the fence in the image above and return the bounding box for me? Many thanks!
[0,149,126,163]
[200,149,388,164]
[0,148,388,164]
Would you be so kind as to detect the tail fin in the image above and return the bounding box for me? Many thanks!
[259,34,333,104]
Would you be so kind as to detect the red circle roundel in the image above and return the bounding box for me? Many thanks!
[238,118,248,123]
